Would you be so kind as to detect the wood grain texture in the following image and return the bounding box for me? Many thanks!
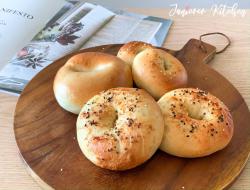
[127,9,250,190]
[13,40,250,190]
[0,9,250,190]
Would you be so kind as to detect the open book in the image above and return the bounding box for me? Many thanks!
[0,1,172,94]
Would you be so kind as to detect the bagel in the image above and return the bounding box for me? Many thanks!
[76,88,164,170]
[158,88,234,158]
[117,41,153,65]
[53,52,133,114]
[117,41,187,99]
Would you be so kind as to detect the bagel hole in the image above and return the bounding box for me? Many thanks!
[163,61,169,70]
[112,110,119,127]
[69,64,85,72]
[99,106,119,130]
[185,103,205,120]
[159,57,170,71]
[69,63,112,72]
[188,112,204,120]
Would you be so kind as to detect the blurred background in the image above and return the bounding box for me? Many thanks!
[81,0,250,8]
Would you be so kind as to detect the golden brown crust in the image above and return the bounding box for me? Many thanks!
[158,88,234,158]
[77,88,164,170]
[53,52,133,114]
[133,48,188,99]
[117,41,153,65]
[117,41,187,99]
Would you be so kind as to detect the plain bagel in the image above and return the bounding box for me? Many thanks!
[118,41,187,99]
[158,88,234,158]
[53,52,133,114]
[77,88,164,170]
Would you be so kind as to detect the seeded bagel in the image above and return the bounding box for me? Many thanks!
[158,88,234,158]
[77,88,164,170]
[117,41,187,99]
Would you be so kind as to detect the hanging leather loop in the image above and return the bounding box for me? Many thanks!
[199,32,231,54]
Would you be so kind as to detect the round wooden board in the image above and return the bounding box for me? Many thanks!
[14,40,250,190]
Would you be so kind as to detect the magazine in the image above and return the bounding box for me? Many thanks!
[0,1,172,94]
[0,0,65,70]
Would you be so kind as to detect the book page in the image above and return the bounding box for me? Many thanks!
[82,15,161,48]
[0,3,114,93]
[125,19,161,43]
[0,0,65,69]
[100,8,172,46]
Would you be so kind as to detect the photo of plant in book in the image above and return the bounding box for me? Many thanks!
[9,1,86,70]
[11,44,50,69]
[11,18,84,69]
[34,21,84,45]
[32,1,89,45]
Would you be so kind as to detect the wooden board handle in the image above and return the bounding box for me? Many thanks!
[174,39,216,65]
